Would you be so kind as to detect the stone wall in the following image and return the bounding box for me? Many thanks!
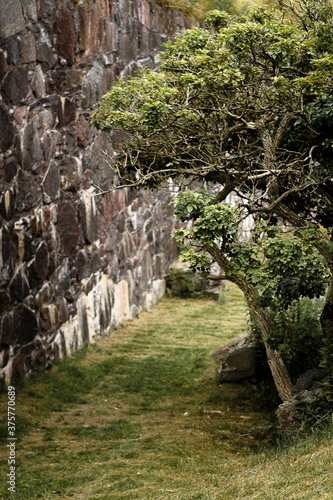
[0,0,199,384]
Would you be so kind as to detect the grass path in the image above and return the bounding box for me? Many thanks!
[1,284,333,499]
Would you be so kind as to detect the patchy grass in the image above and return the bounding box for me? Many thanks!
[0,284,332,499]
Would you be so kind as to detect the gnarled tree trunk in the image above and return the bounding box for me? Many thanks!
[207,243,293,401]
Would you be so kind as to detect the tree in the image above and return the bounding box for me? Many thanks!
[91,0,333,401]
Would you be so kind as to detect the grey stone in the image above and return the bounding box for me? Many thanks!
[31,65,46,98]
[1,67,29,105]
[0,188,15,221]
[37,27,55,67]
[4,157,18,182]
[0,0,25,41]
[0,104,14,153]
[81,62,104,108]
[9,267,30,302]
[20,33,37,63]
[211,332,250,363]
[212,332,257,383]
[23,0,37,23]
[35,283,50,309]
[6,38,20,65]
[276,389,324,438]
[42,160,60,204]
[20,120,44,171]
[57,199,79,255]
[291,369,326,395]
[0,312,14,345]
[79,189,99,244]
[0,49,8,80]
[0,225,16,283]
[54,258,71,296]
[13,304,38,344]
[57,96,76,127]
[15,168,40,212]
[28,241,49,289]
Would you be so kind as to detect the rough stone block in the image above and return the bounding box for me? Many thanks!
[31,65,46,98]
[20,120,44,171]
[78,4,104,56]
[6,38,20,65]
[37,27,56,68]
[5,156,18,182]
[56,6,76,66]
[0,104,14,153]
[9,267,30,302]
[28,240,49,289]
[42,160,61,204]
[0,0,25,41]
[1,67,29,105]
[57,199,79,256]
[13,304,38,344]
[61,155,81,192]
[57,96,76,127]
[0,188,15,221]
[0,225,17,283]
[20,32,37,63]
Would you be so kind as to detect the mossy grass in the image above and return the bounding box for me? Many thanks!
[0,284,333,499]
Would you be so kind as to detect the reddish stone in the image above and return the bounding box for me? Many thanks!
[76,114,91,148]
[57,200,79,256]
[13,106,27,124]
[78,4,104,57]
[95,0,110,17]
[56,7,76,66]
[20,33,36,63]
[57,96,76,127]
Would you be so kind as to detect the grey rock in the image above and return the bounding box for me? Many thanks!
[9,267,30,302]
[20,120,44,171]
[0,0,25,41]
[1,67,29,105]
[37,27,55,67]
[14,168,40,212]
[31,65,46,98]
[6,38,20,65]
[0,312,14,345]
[4,157,18,183]
[20,32,37,63]
[13,304,38,344]
[0,104,14,153]
[0,188,15,220]
[0,225,16,283]
[23,0,37,23]
[28,241,49,289]
[54,258,71,297]
[81,62,104,108]
[42,160,61,204]
[212,332,257,382]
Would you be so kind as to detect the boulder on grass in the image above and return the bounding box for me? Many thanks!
[211,332,257,382]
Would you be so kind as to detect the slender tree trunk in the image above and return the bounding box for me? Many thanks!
[206,243,293,401]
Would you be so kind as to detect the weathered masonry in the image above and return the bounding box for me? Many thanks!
[0,0,199,383]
